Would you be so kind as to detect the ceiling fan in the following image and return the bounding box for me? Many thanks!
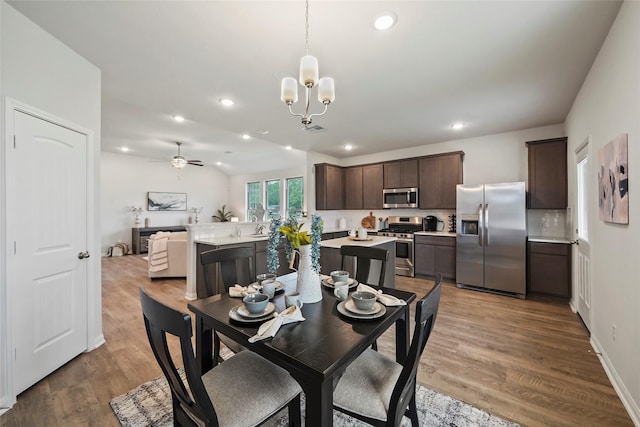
[168,142,203,168]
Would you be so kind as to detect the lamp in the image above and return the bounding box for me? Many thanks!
[280,0,335,127]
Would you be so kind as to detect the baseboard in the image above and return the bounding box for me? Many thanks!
[591,335,640,426]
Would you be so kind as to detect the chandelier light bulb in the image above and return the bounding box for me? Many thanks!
[299,55,319,87]
[281,77,299,104]
[318,77,335,103]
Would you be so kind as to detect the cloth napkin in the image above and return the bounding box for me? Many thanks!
[229,284,259,298]
[356,284,407,307]
[248,306,305,343]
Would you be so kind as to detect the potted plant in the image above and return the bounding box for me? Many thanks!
[211,204,233,222]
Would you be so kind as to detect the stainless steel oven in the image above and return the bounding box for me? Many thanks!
[394,237,414,277]
[378,216,423,277]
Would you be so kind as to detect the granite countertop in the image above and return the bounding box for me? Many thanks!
[414,231,456,237]
[528,236,573,244]
[320,235,397,249]
[194,235,269,246]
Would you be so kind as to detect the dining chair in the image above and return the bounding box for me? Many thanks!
[201,247,256,362]
[139,287,302,427]
[200,246,255,296]
[340,245,389,287]
[332,274,443,426]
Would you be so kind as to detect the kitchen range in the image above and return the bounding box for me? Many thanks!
[378,216,423,277]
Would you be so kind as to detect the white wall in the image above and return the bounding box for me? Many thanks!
[101,151,229,253]
[0,0,102,409]
[565,2,639,423]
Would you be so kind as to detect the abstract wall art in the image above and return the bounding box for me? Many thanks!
[598,133,628,224]
[147,192,187,211]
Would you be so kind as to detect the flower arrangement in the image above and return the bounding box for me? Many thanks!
[267,215,323,273]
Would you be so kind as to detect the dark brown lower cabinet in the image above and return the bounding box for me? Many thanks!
[528,241,571,297]
[414,235,456,281]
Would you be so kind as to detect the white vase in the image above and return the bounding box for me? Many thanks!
[293,245,323,304]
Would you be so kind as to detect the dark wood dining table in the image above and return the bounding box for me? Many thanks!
[187,276,416,427]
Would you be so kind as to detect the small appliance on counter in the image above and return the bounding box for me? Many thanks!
[448,214,456,232]
[423,215,444,232]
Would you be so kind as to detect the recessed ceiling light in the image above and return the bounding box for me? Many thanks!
[219,98,234,107]
[373,12,397,31]
[173,115,185,123]
[120,147,129,152]
[216,161,222,166]
[285,145,292,150]
[242,134,251,140]
[345,144,353,151]
[451,122,465,130]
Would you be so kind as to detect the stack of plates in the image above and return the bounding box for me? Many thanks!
[229,302,276,323]
[322,277,358,289]
[337,299,386,320]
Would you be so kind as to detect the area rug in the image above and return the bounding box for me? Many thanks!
[110,365,519,427]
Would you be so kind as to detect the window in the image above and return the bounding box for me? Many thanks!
[245,177,304,220]
[247,181,261,220]
[265,179,281,220]
[286,177,304,218]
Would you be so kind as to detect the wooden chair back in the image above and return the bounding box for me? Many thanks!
[387,274,443,426]
[139,287,218,426]
[200,247,254,296]
[340,245,389,286]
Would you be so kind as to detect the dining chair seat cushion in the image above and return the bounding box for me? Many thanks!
[333,348,403,421]
[201,350,302,427]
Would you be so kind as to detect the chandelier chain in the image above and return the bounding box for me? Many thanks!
[305,0,310,55]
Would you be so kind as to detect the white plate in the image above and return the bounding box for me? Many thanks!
[234,302,276,319]
[322,277,358,288]
[337,300,386,320]
[344,299,383,316]
[250,281,285,293]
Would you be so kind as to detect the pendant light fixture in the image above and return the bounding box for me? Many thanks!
[280,0,335,127]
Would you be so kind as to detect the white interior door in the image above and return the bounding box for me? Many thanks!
[9,110,88,394]
[575,142,591,333]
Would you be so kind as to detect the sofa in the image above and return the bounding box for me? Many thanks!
[148,231,187,278]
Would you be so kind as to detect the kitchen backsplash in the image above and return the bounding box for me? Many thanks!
[527,209,571,238]
[318,209,455,231]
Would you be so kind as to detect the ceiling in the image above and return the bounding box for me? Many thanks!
[9,1,622,175]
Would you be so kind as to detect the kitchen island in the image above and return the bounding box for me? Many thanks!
[320,235,397,288]
[185,225,397,299]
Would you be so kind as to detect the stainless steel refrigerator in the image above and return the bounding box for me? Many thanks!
[456,182,526,297]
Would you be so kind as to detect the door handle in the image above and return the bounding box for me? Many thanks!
[78,251,90,259]
[485,204,489,247]
[477,204,483,247]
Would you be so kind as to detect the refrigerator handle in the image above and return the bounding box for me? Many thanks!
[485,203,489,246]
[477,204,483,246]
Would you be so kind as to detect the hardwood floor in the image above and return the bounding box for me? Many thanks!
[0,255,632,426]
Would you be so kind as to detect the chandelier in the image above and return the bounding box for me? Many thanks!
[280,0,335,127]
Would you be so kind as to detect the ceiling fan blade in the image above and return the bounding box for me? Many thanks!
[188,163,204,167]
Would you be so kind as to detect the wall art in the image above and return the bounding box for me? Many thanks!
[598,133,628,224]
[147,192,187,211]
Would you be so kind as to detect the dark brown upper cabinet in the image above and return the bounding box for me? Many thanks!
[418,152,463,209]
[344,166,364,210]
[315,163,344,210]
[526,137,567,209]
[383,159,418,188]
[343,164,384,210]
[362,164,383,209]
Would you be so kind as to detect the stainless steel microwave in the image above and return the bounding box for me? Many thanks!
[382,187,418,208]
